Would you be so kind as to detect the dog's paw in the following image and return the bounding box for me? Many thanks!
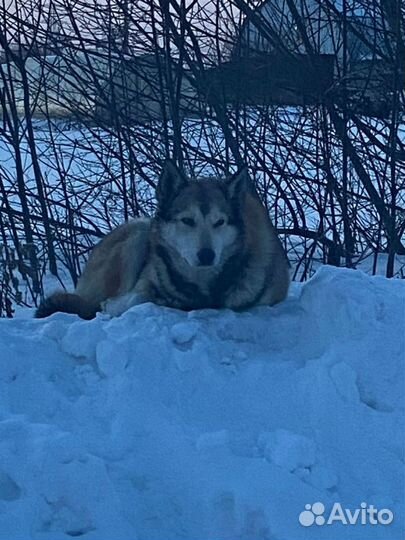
[102,292,146,317]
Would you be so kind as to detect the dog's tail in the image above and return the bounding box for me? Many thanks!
[35,292,98,320]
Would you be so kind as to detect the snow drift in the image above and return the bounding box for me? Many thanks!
[0,266,404,540]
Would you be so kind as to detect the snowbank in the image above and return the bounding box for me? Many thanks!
[0,266,404,540]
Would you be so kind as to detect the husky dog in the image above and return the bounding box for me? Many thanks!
[36,161,289,319]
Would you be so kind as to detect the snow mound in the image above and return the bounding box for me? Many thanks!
[0,266,404,540]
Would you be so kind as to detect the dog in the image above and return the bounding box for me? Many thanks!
[35,161,289,319]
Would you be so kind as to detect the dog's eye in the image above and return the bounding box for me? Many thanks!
[213,218,225,228]
[181,217,195,227]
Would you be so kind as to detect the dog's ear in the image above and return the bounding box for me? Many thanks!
[156,160,188,208]
[226,167,250,200]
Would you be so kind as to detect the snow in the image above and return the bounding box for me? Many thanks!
[0,266,404,540]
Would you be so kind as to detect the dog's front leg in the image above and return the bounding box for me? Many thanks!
[102,291,148,317]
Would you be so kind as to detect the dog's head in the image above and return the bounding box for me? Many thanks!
[155,160,250,268]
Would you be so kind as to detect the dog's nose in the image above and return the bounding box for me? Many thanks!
[197,248,215,266]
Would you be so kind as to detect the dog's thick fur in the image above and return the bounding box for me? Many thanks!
[36,161,289,319]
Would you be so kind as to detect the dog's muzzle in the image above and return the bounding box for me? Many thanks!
[197,248,215,266]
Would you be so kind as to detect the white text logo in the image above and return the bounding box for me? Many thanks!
[299,502,394,527]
